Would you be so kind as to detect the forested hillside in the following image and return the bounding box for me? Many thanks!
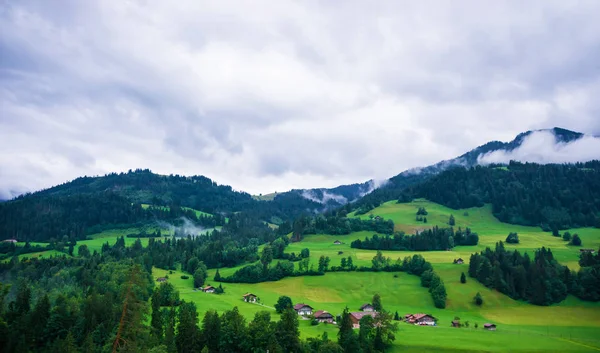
[400,161,600,230]
[0,170,321,241]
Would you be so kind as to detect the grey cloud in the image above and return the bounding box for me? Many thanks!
[478,131,600,165]
[1,0,600,196]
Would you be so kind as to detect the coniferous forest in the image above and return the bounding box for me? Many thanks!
[468,243,600,305]
[401,161,600,230]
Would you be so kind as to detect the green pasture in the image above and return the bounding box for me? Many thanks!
[154,266,600,352]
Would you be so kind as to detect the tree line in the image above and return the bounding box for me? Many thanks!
[350,226,479,251]
[468,242,600,305]
[400,161,600,230]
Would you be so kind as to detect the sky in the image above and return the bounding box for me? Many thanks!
[1,0,600,199]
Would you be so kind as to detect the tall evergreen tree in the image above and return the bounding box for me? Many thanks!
[276,308,302,353]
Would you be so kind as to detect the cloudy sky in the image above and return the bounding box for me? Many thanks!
[1,0,600,199]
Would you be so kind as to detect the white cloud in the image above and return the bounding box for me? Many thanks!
[478,131,600,165]
[1,0,600,197]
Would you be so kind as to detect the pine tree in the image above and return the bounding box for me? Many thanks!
[201,310,220,353]
[276,308,301,353]
[372,293,382,312]
[460,272,467,284]
[449,214,455,226]
[220,307,250,353]
[474,292,483,306]
[338,307,360,353]
[151,290,164,341]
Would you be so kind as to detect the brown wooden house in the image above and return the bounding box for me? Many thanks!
[349,312,377,329]
[405,313,435,325]
[314,310,334,323]
[202,285,216,293]
[360,303,375,312]
[293,303,313,316]
[242,293,257,303]
[156,277,167,283]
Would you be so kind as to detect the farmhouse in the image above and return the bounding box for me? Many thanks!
[484,323,497,331]
[453,258,464,264]
[314,310,334,323]
[156,277,167,283]
[349,312,377,329]
[333,240,342,245]
[451,320,460,328]
[202,285,216,293]
[405,313,435,325]
[242,293,257,303]
[580,249,596,253]
[293,303,313,316]
[360,303,375,312]
[2,239,17,243]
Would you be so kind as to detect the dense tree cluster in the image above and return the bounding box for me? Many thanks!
[0,255,153,352]
[469,242,600,305]
[0,169,329,242]
[350,227,479,251]
[285,214,395,241]
[505,232,519,244]
[420,270,448,308]
[401,161,600,230]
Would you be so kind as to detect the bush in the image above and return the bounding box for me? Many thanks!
[474,292,483,306]
[506,232,519,244]
[310,318,319,326]
[180,275,189,280]
[570,234,582,246]
[562,232,572,242]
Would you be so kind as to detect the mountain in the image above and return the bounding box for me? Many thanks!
[307,127,593,213]
[400,160,600,229]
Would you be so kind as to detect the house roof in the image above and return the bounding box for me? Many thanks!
[314,310,333,318]
[456,258,464,261]
[156,277,167,282]
[360,303,373,309]
[203,285,215,290]
[293,303,313,310]
[483,323,496,327]
[412,313,432,320]
[242,293,256,297]
[350,312,377,321]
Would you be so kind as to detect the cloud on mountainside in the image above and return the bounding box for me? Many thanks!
[478,131,600,165]
[1,1,600,198]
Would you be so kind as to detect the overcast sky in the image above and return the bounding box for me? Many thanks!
[1,1,600,199]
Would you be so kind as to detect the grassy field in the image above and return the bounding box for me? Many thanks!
[7,198,600,351]
[149,199,600,352]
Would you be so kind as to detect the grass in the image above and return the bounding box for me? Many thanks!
[153,199,600,352]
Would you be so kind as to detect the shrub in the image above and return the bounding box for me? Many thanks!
[474,292,483,306]
[506,232,519,244]
[180,275,189,280]
[570,234,582,246]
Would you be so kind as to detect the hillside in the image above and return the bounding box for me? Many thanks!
[399,161,600,230]
[0,169,322,241]
[332,127,594,212]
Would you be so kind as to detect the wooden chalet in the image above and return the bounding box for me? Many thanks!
[349,312,377,329]
[360,303,375,312]
[2,239,17,243]
[484,323,497,331]
[156,277,167,283]
[333,240,342,245]
[293,303,313,316]
[580,249,596,253]
[202,285,216,293]
[405,313,435,325]
[451,320,460,328]
[314,310,334,323]
[242,293,257,303]
[453,258,464,264]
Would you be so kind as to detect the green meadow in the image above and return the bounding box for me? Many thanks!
[148,200,600,352]
[10,199,600,351]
